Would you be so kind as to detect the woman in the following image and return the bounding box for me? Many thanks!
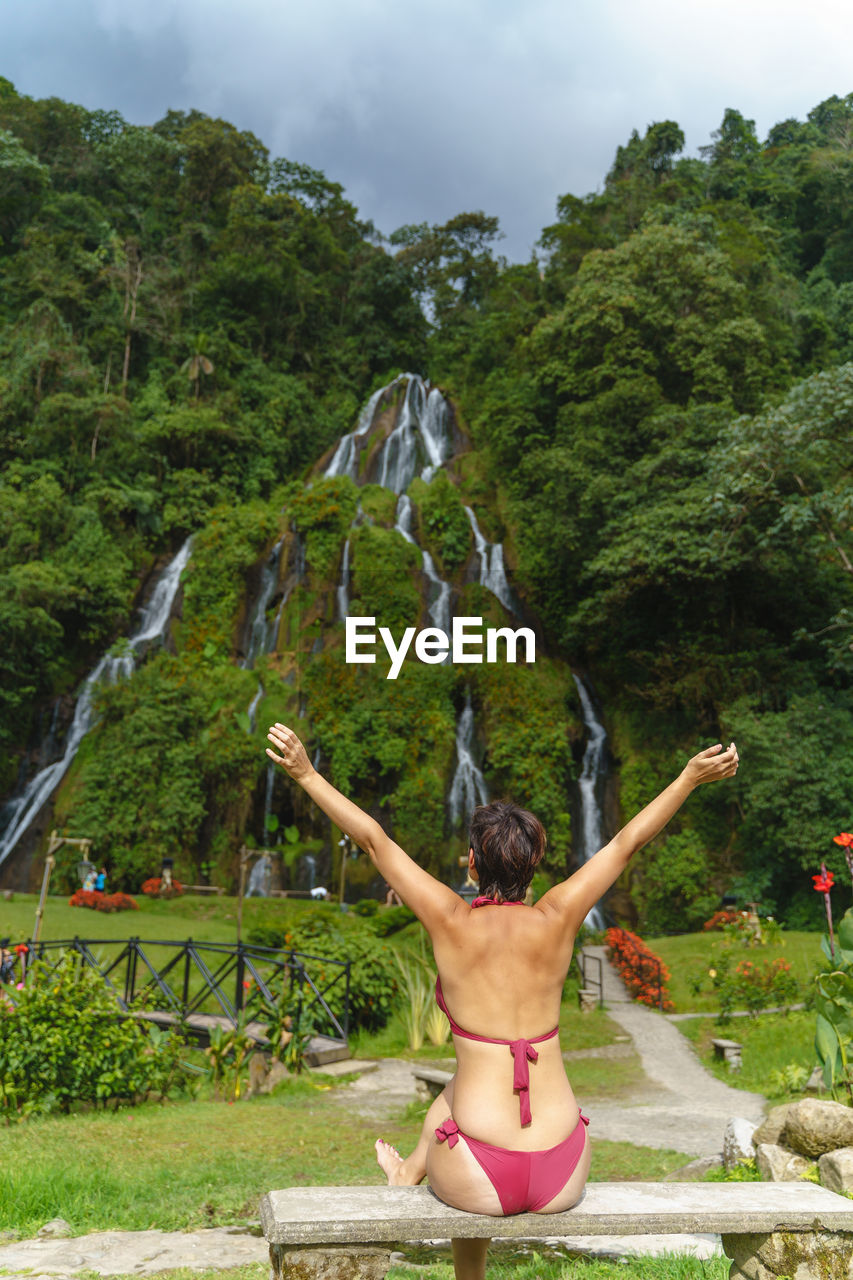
[266,723,738,1280]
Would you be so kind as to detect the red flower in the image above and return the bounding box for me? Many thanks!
[833,833,853,847]
[813,871,835,893]
[13,944,28,954]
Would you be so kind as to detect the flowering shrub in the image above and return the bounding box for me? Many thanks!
[702,910,742,932]
[709,954,799,1023]
[605,927,674,1011]
[69,890,138,912]
[140,877,184,898]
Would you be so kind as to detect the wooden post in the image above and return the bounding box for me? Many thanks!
[33,830,61,946]
[338,833,349,905]
[237,845,248,945]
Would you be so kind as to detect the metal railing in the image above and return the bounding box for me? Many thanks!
[576,950,604,1007]
[11,937,351,1041]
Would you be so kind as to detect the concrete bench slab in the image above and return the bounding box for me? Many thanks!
[261,1182,853,1280]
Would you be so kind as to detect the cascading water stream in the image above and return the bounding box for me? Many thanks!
[246,853,272,897]
[241,538,285,669]
[0,537,193,867]
[395,495,451,636]
[448,695,489,829]
[463,506,515,614]
[336,538,351,620]
[572,674,610,930]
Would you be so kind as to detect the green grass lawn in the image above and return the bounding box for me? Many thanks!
[677,1009,817,1100]
[0,892,320,948]
[648,930,822,1014]
[2,1075,688,1240]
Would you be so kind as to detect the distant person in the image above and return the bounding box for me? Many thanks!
[266,720,738,1280]
[384,884,402,906]
[83,868,97,892]
[0,940,13,984]
[94,867,106,893]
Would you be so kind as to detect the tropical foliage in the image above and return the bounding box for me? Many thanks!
[5,81,853,926]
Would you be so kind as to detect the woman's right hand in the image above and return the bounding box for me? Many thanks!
[683,742,739,787]
[266,723,314,782]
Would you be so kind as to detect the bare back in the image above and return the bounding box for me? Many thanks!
[430,901,579,1150]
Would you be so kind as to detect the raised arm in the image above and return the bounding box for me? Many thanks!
[539,741,739,934]
[265,723,462,931]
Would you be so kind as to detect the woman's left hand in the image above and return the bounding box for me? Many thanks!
[266,723,314,782]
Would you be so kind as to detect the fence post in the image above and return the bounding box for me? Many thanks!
[343,960,351,1040]
[182,939,191,1011]
[236,943,245,1015]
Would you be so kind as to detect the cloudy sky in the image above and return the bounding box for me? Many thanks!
[3,0,853,260]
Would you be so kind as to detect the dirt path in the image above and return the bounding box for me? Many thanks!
[577,945,765,1155]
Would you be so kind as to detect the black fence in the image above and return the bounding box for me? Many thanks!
[13,937,351,1041]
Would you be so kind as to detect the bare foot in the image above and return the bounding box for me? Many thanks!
[375,1138,416,1186]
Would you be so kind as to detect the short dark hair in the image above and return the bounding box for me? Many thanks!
[469,801,546,902]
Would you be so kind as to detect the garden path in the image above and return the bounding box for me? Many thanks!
[576,946,765,1155]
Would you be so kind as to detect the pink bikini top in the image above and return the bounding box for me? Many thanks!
[434,895,559,1126]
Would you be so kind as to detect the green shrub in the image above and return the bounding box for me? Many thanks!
[0,952,188,1120]
[409,471,471,575]
[288,477,359,579]
[248,908,399,1031]
[373,904,416,935]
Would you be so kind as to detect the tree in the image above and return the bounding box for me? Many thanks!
[181,333,215,399]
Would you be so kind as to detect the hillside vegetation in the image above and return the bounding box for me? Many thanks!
[3,79,853,928]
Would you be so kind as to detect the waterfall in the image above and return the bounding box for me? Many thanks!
[247,684,264,732]
[463,507,515,614]
[572,674,609,930]
[378,376,423,493]
[448,695,489,828]
[422,551,452,636]
[420,387,451,478]
[0,537,193,868]
[336,538,351,620]
[246,852,272,898]
[241,537,284,668]
[395,496,451,636]
[326,374,452,493]
[394,494,416,545]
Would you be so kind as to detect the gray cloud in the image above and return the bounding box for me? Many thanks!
[2,0,852,259]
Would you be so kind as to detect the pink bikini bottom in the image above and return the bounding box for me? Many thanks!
[435,1107,590,1215]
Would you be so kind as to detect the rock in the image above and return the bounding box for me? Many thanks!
[752,1103,795,1148]
[260,1060,291,1094]
[755,1142,812,1182]
[249,1052,269,1097]
[785,1097,853,1158]
[818,1145,853,1194]
[37,1218,72,1239]
[805,1065,825,1094]
[662,1154,723,1181]
[723,1117,758,1170]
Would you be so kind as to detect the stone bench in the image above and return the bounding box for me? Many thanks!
[260,1181,853,1279]
[712,1038,743,1071]
[412,1066,453,1101]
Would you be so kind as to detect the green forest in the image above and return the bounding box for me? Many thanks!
[3,76,853,931]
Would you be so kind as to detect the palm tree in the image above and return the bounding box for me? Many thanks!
[181,332,214,399]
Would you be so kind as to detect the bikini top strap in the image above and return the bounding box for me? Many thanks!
[434,976,558,1046]
[470,896,525,908]
[434,974,559,1127]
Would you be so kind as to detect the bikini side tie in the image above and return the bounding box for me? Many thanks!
[435,1119,460,1148]
[509,1039,539,1127]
